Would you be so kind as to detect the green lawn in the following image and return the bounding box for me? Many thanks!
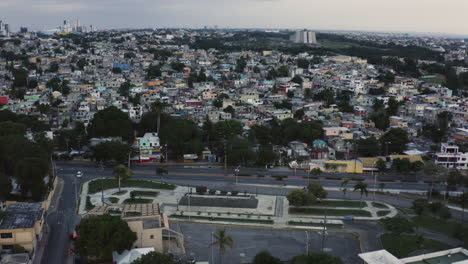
[86,196,95,210]
[317,200,362,208]
[289,207,372,217]
[372,202,389,209]
[171,215,274,224]
[123,198,153,204]
[288,221,343,227]
[130,190,159,197]
[411,216,463,236]
[108,197,119,203]
[377,210,391,217]
[380,233,451,258]
[88,179,176,193]
[319,40,354,49]
[112,191,127,195]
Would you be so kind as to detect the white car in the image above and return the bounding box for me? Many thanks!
[76,171,83,178]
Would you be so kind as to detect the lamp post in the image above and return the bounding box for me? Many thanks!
[235,166,240,185]
[305,231,309,255]
[211,231,214,264]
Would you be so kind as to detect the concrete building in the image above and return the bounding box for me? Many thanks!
[134,133,162,163]
[86,203,184,254]
[359,247,468,264]
[435,143,468,170]
[0,203,44,253]
[290,30,317,44]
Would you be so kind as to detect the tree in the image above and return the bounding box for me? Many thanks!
[277,66,289,77]
[423,162,447,200]
[307,182,327,199]
[156,166,168,182]
[353,181,368,208]
[75,214,137,260]
[92,142,133,164]
[340,178,350,198]
[379,217,414,234]
[291,76,303,84]
[253,251,281,264]
[376,159,386,172]
[209,229,234,264]
[119,81,133,97]
[151,100,169,134]
[113,164,132,192]
[87,106,134,143]
[292,252,342,264]
[146,64,161,80]
[460,192,468,222]
[15,158,49,200]
[380,128,409,154]
[0,121,26,137]
[412,198,429,216]
[0,172,12,200]
[356,137,380,157]
[294,109,305,120]
[287,190,315,206]
[130,252,175,264]
[297,58,309,69]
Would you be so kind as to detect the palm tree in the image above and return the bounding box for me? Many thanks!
[341,178,350,198]
[460,192,468,222]
[353,181,369,208]
[155,166,168,182]
[151,100,168,134]
[113,164,132,192]
[209,229,234,264]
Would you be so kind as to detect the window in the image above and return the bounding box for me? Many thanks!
[0,233,13,239]
[150,235,154,239]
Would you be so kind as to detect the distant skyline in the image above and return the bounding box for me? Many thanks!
[1,0,468,36]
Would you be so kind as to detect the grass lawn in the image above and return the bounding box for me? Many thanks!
[112,191,127,195]
[319,40,354,49]
[317,200,362,208]
[86,196,95,210]
[123,198,153,204]
[380,233,451,258]
[411,215,465,236]
[372,202,388,209]
[399,207,415,215]
[108,197,119,203]
[130,190,159,197]
[289,207,372,217]
[288,221,343,227]
[172,215,274,224]
[88,179,175,193]
[377,210,391,217]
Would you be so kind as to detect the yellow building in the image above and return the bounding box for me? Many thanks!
[0,203,44,253]
[324,160,363,173]
[87,203,184,254]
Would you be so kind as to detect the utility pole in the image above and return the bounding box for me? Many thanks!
[98,161,105,205]
[321,209,327,252]
[305,231,309,255]
[211,231,214,264]
[224,138,227,176]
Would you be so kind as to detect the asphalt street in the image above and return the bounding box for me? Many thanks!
[39,161,467,264]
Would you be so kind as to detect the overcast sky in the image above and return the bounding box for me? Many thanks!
[1,0,468,35]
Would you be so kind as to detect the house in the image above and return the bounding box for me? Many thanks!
[134,133,162,163]
[86,203,184,254]
[0,203,44,253]
[435,143,468,170]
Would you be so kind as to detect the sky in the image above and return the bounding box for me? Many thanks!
[1,0,468,35]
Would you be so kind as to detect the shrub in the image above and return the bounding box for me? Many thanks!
[380,217,414,234]
[196,186,207,194]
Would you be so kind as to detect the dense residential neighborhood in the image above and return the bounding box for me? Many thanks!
[0,24,468,264]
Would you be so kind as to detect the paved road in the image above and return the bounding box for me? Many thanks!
[173,222,362,264]
[40,161,467,264]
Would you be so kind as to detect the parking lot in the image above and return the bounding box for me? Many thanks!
[171,222,362,264]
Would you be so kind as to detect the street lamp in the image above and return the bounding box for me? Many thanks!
[235,166,240,185]
[305,231,309,255]
[211,231,215,264]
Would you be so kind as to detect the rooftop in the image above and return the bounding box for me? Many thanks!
[0,203,43,230]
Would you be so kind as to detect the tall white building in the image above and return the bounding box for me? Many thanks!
[290,30,317,44]
[435,143,468,170]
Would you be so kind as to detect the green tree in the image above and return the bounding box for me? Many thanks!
[209,229,234,264]
[294,109,305,120]
[113,164,132,191]
[380,128,409,154]
[146,64,162,80]
[130,252,175,264]
[15,157,49,200]
[412,198,429,216]
[353,181,368,208]
[119,81,133,97]
[380,217,414,234]
[376,159,386,172]
[291,76,303,84]
[151,100,169,134]
[277,66,289,77]
[297,58,309,69]
[155,166,168,182]
[307,182,327,199]
[287,190,316,206]
[422,162,446,200]
[356,137,380,157]
[253,251,282,264]
[340,178,350,198]
[87,106,134,143]
[0,172,12,200]
[0,121,26,137]
[75,214,137,260]
[292,252,342,264]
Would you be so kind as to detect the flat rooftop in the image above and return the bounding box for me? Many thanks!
[87,203,160,218]
[0,203,43,230]
[406,252,468,264]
